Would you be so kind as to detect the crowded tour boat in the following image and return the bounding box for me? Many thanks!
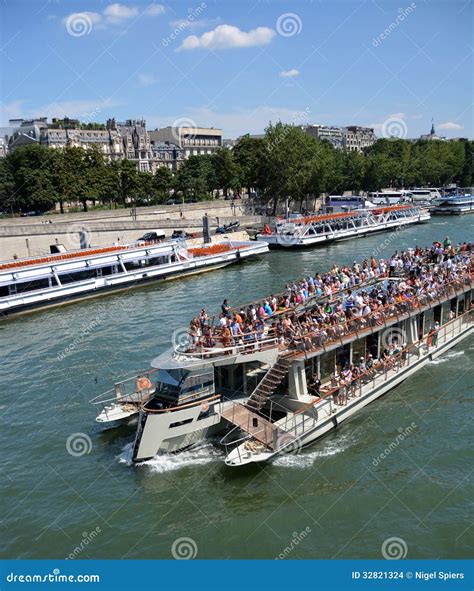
[255,205,430,248]
[430,195,474,215]
[111,240,472,465]
[0,237,269,318]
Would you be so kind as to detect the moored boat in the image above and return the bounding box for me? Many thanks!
[430,195,474,215]
[255,205,430,248]
[0,237,269,318]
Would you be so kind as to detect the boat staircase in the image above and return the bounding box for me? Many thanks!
[220,355,298,450]
[244,356,292,412]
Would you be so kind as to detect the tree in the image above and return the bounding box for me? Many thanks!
[211,148,240,198]
[233,135,264,197]
[153,167,174,201]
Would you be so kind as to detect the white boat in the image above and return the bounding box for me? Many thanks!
[120,244,472,466]
[0,238,269,318]
[255,205,430,248]
[430,195,474,215]
[221,259,473,466]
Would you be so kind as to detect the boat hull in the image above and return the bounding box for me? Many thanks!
[225,312,473,466]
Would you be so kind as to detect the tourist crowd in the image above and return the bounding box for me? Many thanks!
[184,240,472,356]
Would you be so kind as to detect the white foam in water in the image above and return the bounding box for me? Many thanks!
[428,350,465,365]
[118,441,222,473]
[273,433,354,468]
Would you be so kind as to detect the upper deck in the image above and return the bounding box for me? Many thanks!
[172,246,473,366]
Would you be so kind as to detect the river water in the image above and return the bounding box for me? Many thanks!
[1,216,472,560]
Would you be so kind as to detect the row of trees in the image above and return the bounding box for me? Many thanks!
[0,122,472,215]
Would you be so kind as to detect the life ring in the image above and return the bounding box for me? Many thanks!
[201,403,209,412]
[137,376,152,391]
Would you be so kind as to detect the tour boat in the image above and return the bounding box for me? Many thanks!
[0,238,269,318]
[430,195,474,215]
[255,205,430,248]
[123,245,472,465]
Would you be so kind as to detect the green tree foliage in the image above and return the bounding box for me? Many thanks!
[1,134,472,215]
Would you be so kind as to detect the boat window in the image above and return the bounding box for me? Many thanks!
[59,270,97,284]
[319,350,335,382]
[169,418,194,428]
[14,278,51,294]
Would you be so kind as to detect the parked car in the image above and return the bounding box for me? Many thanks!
[166,198,181,206]
[20,211,42,217]
[136,230,166,244]
[216,221,240,234]
[171,230,195,240]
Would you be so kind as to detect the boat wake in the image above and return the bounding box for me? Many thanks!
[273,433,355,469]
[118,441,223,473]
[428,350,465,365]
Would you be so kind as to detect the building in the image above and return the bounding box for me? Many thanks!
[0,138,8,158]
[342,126,376,152]
[150,141,184,171]
[106,118,153,172]
[304,124,376,152]
[305,125,344,149]
[8,117,124,160]
[149,126,222,158]
[420,120,446,141]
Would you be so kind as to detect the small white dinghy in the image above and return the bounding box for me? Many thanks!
[91,373,157,424]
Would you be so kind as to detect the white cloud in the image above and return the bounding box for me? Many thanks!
[137,73,157,87]
[411,113,423,120]
[279,69,300,78]
[388,112,406,119]
[150,105,312,138]
[62,3,164,32]
[144,3,165,16]
[438,121,463,130]
[179,24,275,50]
[103,3,139,24]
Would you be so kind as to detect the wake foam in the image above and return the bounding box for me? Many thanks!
[273,433,354,468]
[428,350,465,365]
[119,441,223,473]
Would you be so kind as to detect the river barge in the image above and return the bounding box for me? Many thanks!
[430,195,474,215]
[118,243,472,465]
[0,238,269,318]
[255,205,430,248]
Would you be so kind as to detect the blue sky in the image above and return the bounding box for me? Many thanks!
[1,0,472,138]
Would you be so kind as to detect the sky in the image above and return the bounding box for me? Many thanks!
[0,0,472,139]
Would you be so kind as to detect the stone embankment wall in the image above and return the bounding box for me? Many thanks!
[0,201,264,260]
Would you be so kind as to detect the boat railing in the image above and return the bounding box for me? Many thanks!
[292,305,473,420]
[89,368,159,417]
[175,334,281,360]
[285,271,472,357]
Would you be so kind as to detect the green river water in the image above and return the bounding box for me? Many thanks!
[1,216,472,560]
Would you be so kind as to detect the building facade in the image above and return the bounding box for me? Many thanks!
[342,126,377,152]
[149,126,222,158]
[150,141,184,171]
[305,125,344,149]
